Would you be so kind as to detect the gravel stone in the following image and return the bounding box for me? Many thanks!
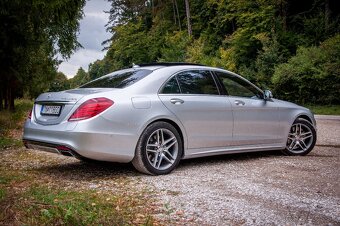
[135,117,340,225]
[4,116,338,225]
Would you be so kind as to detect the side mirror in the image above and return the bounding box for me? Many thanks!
[264,90,273,100]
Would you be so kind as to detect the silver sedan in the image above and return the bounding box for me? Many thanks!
[23,63,317,175]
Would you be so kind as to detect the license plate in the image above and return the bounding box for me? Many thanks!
[41,105,61,116]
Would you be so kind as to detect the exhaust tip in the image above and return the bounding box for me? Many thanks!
[56,145,76,157]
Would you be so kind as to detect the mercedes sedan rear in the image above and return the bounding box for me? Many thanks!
[23,63,317,175]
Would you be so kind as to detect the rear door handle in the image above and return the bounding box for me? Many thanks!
[234,100,245,106]
[170,98,184,105]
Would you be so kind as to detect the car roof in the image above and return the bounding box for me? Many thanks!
[135,62,205,67]
[132,62,225,74]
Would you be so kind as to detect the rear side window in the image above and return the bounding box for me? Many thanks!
[161,77,181,94]
[81,69,152,88]
[176,70,219,95]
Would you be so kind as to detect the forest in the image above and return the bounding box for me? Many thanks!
[1,0,340,111]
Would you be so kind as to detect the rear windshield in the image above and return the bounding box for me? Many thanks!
[81,69,152,88]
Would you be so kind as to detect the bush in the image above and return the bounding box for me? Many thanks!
[272,34,340,105]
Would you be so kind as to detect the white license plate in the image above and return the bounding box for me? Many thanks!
[41,105,61,115]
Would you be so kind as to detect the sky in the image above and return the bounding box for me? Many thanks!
[58,0,111,78]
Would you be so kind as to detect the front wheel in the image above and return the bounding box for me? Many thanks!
[132,121,183,175]
[282,118,316,156]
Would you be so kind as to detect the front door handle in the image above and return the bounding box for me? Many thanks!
[170,98,184,105]
[234,100,245,106]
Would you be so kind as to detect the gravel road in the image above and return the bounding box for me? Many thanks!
[135,116,340,225]
[7,116,339,225]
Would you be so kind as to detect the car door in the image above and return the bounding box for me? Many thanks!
[158,70,233,149]
[214,71,281,146]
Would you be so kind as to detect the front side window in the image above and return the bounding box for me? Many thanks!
[215,71,263,99]
[81,69,152,88]
[176,70,219,95]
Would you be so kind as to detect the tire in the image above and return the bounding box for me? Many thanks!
[132,121,183,175]
[281,118,316,156]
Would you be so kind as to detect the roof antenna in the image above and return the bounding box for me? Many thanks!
[132,63,139,68]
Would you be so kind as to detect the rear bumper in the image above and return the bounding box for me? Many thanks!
[23,119,138,163]
[23,139,82,158]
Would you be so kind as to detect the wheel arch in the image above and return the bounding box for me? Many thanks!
[294,113,316,130]
[296,114,313,125]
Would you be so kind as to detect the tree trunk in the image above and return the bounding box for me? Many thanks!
[185,0,192,37]
[174,0,181,31]
[9,85,15,111]
[0,91,2,111]
[4,84,8,109]
[172,0,177,26]
[279,0,287,31]
[0,80,3,111]
[325,0,330,31]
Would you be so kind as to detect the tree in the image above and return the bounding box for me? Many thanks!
[49,72,70,92]
[185,0,192,37]
[0,0,85,110]
[68,68,90,88]
[99,0,340,105]
[272,35,340,105]
[88,59,112,80]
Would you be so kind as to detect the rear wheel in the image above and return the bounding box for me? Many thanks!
[282,118,316,156]
[132,121,183,175]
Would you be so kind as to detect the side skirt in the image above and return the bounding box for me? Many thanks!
[183,144,285,159]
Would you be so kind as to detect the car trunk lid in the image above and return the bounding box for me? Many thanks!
[33,88,111,125]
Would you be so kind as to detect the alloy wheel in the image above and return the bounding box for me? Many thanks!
[286,122,314,154]
[145,128,178,170]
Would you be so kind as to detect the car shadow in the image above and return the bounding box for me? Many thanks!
[36,160,139,180]
[36,150,282,179]
[178,150,282,169]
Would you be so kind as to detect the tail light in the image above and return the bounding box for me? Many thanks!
[68,97,114,121]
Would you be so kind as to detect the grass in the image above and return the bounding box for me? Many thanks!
[304,105,340,115]
[0,99,159,225]
[0,163,157,225]
[0,188,6,201]
[0,99,33,149]
[18,186,154,225]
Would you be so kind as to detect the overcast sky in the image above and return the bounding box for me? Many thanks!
[58,0,111,78]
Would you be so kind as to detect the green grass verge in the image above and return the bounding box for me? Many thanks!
[0,99,33,149]
[0,99,159,225]
[0,168,156,225]
[0,137,22,150]
[0,188,6,201]
[20,186,153,225]
[304,105,340,115]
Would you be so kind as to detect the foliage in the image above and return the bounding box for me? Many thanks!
[49,72,70,92]
[94,0,340,106]
[68,68,90,88]
[159,31,190,62]
[303,105,340,115]
[1,0,340,107]
[272,35,340,105]
[88,60,112,80]
[0,0,85,110]
[0,99,33,149]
